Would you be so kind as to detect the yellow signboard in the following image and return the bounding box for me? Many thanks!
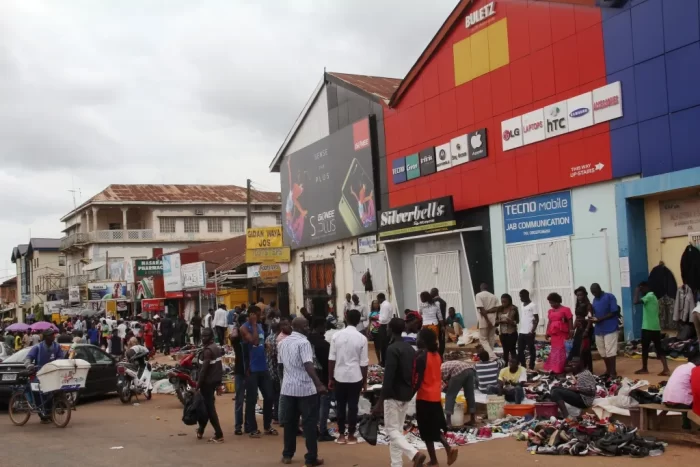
[246,227,283,249]
[245,247,290,264]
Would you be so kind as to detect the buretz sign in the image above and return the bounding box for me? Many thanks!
[466,2,496,28]
[379,196,457,240]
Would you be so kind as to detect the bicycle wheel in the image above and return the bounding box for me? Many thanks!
[52,395,72,428]
[8,392,31,426]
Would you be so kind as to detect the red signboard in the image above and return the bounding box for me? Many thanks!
[165,291,184,299]
[142,299,165,312]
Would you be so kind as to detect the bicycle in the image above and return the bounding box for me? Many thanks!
[8,370,73,428]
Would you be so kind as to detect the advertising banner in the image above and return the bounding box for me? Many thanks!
[659,197,700,238]
[68,286,80,305]
[503,191,573,244]
[378,197,457,240]
[141,299,165,312]
[280,117,377,249]
[245,247,291,264]
[181,261,207,289]
[135,259,163,276]
[357,234,378,254]
[246,226,283,249]
[135,277,155,299]
[163,253,182,292]
[247,263,290,279]
[87,282,130,301]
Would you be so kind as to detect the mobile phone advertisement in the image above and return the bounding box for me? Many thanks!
[281,117,377,249]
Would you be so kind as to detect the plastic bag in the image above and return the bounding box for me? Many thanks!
[358,396,372,416]
[182,392,206,426]
[358,415,379,446]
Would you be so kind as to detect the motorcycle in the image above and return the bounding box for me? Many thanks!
[116,349,154,404]
[168,349,200,406]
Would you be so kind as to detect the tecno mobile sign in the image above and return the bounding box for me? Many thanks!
[379,196,457,240]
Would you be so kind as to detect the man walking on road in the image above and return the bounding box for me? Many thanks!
[240,306,278,438]
[279,317,327,466]
[377,292,394,367]
[372,318,426,467]
[195,328,224,443]
[590,283,620,377]
[213,304,228,345]
[329,309,368,445]
[475,283,500,360]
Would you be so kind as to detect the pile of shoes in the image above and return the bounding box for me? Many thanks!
[520,416,665,457]
[443,350,471,361]
[367,364,384,385]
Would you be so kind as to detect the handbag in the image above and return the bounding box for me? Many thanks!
[358,414,379,446]
[182,392,206,426]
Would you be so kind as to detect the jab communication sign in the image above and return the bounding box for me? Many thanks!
[503,191,573,244]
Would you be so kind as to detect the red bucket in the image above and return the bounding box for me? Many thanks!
[535,402,559,419]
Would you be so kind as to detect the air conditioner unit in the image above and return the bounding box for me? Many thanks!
[194,209,204,216]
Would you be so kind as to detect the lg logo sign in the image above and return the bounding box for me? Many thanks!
[502,128,520,141]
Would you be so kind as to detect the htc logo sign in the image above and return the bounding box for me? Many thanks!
[547,118,566,132]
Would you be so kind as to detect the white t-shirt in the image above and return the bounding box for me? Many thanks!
[419,302,442,325]
[475,291,500,328]
[518,302,538,334]
[329,326,369,383]
[350,303,369,332]
[379,300,394,325]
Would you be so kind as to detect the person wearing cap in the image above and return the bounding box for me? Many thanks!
[25,329,64,369]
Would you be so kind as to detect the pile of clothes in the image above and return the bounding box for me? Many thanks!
[518,415,665,457]
[367,364,384,385]
[443,350,471,361]
[624,336,698,361]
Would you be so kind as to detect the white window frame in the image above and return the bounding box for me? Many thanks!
[207,218,223,233]
[159,217,176,234]
[230,217,245,234]
[184,218,200,233]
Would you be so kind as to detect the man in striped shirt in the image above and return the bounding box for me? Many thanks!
[441,359,477,427]
[475,350,503,393]
[278,317,327,466]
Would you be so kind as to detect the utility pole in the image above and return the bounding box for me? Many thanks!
[246,179,253,304]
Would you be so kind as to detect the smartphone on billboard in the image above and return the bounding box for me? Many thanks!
[339,158,375,236]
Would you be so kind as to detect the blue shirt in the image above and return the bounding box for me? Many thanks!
[26,342,65,368]
[226,310,236,326]
[87,328,99,345]
[242,322,267,373]
[592,292,619,336]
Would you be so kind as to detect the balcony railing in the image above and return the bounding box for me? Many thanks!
[93,229,153,242]
[61,230,154,249]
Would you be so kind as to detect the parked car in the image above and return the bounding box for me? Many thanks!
[0,344,118,403]
[0,342,13,363]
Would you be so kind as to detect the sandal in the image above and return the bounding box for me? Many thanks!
[249,430,262,438]
[265,428,279,436]
[196,429,203,440]
[207,437,224,444]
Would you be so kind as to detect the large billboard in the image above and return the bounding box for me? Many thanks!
[281,117,377,249]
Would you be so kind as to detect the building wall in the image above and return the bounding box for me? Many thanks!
[605,0,700,179]
[643,188,699,285]
[490,180,622,305]
[285,83,330,157]
[384,0,611,211]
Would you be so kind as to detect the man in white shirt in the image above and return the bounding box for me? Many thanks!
[349,294,369,333]
[212,304,228,345]
[377,292,394,367]
[517,289,539,370]
[329,309,369,445]
[475,283,500,360]
[117,320,127,340]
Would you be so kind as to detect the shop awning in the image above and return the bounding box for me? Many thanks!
[83,261,106,272]
[377,226,483,244]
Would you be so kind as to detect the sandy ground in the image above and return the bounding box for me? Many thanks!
[0,348,696,467]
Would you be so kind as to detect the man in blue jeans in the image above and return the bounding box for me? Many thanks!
[232,313,249,435]
[240,306,277,438]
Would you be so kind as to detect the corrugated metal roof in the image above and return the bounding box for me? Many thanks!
[29,238,62,250]
[171,235,247,273]
[327,72,401,104]
[0,277,17,287]
[88,184,279,204]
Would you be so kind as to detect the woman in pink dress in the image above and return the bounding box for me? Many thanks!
[543,293,573,375]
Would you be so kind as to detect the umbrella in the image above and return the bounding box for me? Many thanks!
[6,323,30,332]
[30,321,59,332]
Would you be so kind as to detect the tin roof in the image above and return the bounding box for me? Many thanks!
[28,238,62,250]
[171,235,247,273]
[62,184,280,221]
[0,277,17,287]
[326,72,402,104]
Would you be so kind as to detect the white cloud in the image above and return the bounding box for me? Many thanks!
[0,0,457,270]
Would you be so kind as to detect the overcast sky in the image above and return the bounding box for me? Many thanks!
[0,0,457,279]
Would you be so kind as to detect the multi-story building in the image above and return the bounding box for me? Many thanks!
[10,238,64,322]
[59,184,281,288]
[0,276,17,321]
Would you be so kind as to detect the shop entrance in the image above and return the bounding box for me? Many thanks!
[350,251,389,305]
[506,238,574,334]
[302,259,336,318]
[414,251,463,316]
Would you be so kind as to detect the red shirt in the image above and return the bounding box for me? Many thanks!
[691,365,700,416]
[417,351,442,402]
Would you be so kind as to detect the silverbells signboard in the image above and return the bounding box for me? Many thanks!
[378,196,457,240]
